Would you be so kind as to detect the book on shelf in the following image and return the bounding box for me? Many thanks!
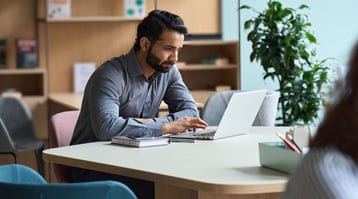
[0,39,5,68]
[215,85,231,91]
[111,136,169,148]
[47,0,71,18]
[16,38,37,68]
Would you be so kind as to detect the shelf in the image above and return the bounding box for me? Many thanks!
[179,40,238,64]
[184,40,238,46]
[46,16,143,23]
[0,68,45,75]
[191,90,216,104]
[179,40,239,92]
[0,1,49,143]
[0,68,46,96]
[177,64,237,71]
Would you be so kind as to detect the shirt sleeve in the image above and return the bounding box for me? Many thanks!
[161,66,199,120]
[86,64,164,140]
[88,92,164,139]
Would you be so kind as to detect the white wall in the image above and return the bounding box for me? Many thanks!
[221,0,239,40]
[239,0,358,91]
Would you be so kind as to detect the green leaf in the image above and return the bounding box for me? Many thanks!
[239,5,251,10]
[298,4,310,10]
[306,32,317,43]
[244,20,252,30]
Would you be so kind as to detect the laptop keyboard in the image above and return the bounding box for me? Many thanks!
[194,129,216,139]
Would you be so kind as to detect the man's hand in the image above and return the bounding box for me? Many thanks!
[162,117,208,135]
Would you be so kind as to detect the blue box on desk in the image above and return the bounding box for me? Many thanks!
[258,142,305,174]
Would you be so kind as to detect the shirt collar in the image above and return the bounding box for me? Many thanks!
[126,48,162,80]
[126,48,144,77]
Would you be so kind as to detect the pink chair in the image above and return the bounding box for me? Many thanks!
[49,111,80,182]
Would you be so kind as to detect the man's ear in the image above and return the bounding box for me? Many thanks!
[140,37,151,51]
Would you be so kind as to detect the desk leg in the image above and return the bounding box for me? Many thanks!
[155,183,280,199]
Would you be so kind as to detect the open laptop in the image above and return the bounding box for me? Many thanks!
[170,89,267,140]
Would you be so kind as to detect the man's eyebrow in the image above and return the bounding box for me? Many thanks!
[156,38,182,49]
[165,44,177,49]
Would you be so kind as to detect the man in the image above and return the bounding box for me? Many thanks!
[70,10,208,199]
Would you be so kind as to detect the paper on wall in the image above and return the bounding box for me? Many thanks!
[73,62,95,93]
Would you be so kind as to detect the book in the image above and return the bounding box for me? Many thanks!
[73,62,96,93]
[47,0,71,18]
[111,136,169,148]
[16,38,37,68]
[215,85,231,91]
[169,137,196,143]
[0,39,5,68]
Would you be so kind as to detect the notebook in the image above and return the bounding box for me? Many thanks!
[170,89,267,140]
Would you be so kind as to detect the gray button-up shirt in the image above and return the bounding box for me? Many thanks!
[71,49,198,145]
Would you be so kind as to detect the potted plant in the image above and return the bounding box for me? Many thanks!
[240,0,332,126]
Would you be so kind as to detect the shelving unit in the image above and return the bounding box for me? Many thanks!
[36,0,155,94]
[0,0,48,139]
[37,0,238,107]
[0,69,46,96]
[46,16,143,23]
[178,40,240,100]
[38,0,225,95]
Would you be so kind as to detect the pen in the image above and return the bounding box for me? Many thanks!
[127,136,155,140]
[286,134,303,153]
[127,135,138,140]
[276,132,301,153]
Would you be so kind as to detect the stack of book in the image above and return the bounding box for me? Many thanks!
[111,136,169,148]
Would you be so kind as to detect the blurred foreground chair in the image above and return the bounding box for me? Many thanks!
[0,164,137,199]
[49,110,80,182]
[0,96,44,176]
[200,90,279,126]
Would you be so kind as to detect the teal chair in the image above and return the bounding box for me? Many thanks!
[0,164,137,199]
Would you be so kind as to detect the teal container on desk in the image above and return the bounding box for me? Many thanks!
[258,142,305,174]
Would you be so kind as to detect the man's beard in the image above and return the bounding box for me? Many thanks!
[146,49,173,73]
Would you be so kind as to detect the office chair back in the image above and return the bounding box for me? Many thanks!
[0,164,137,199]
[253,91,280,126]
[200,90,279,126]
[0,119,17,152]
[0,96,44,175]
[49,110,80,182]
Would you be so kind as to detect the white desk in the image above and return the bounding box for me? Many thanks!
[43,127,291,199]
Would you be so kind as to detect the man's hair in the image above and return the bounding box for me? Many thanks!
[133,10,188,51]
